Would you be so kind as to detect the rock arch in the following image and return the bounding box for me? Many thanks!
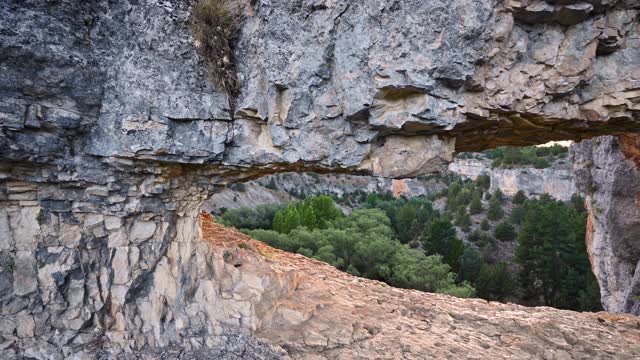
[0,0,639,357]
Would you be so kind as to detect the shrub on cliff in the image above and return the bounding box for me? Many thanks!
[493,188,504,203]
[480,219,490,231]
[512,190,526,204]
[482,145,566,169]
[534,157,550,169]
[191,0,242,96]
[460,213,472,233]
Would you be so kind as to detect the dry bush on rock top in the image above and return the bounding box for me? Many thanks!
[191,0,242,97]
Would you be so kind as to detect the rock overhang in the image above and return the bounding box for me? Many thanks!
[3,0,638,178]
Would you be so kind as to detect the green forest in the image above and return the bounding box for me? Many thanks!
[218,175,601,312]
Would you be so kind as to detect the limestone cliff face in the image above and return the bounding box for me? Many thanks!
[0,0,639,357]
[449,158,577,201]
[572,135,640,315]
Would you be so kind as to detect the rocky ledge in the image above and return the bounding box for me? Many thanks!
[167,214,640,359]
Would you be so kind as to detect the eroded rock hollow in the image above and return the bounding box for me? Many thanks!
[0,0,639,358]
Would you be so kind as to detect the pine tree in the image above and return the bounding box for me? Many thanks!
[395,204,418,243]
[455,206,467,225]
[423,218,465,272]
[487,195,504,221]
[515,195,598,310]
[456,189,472,206]
[470,190,483,214]
[570,193,586,213]
[458,247,482,284]
[272,210,285,233]
[308,195,342,227]
[494,221,516,241]
[460,213,472,233]
[297,203,316,230]
[281,207,301,234]
[446,182,463,211]
[475,262,514,302]
[480,219,490,231]
[467,229,482,242]
[475,174,490,191]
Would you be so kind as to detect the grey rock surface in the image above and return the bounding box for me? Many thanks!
[0,0,639,358]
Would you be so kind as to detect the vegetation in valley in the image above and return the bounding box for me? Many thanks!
[219,204,284,230]
[244,196,475,297]
[218,174,601,311]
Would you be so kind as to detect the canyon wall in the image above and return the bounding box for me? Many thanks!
[253,173,447,200]
[204,172,447,214]
[572,135,640,315]
[0,0,639,357]
[449,158,577,201]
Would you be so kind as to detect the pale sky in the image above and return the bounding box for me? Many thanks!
[537,140,573,147]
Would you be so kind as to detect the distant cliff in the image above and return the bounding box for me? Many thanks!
[449,158,577,201]
[254,173,447,199]
[207,157,578,214]
[205,172,448,214]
